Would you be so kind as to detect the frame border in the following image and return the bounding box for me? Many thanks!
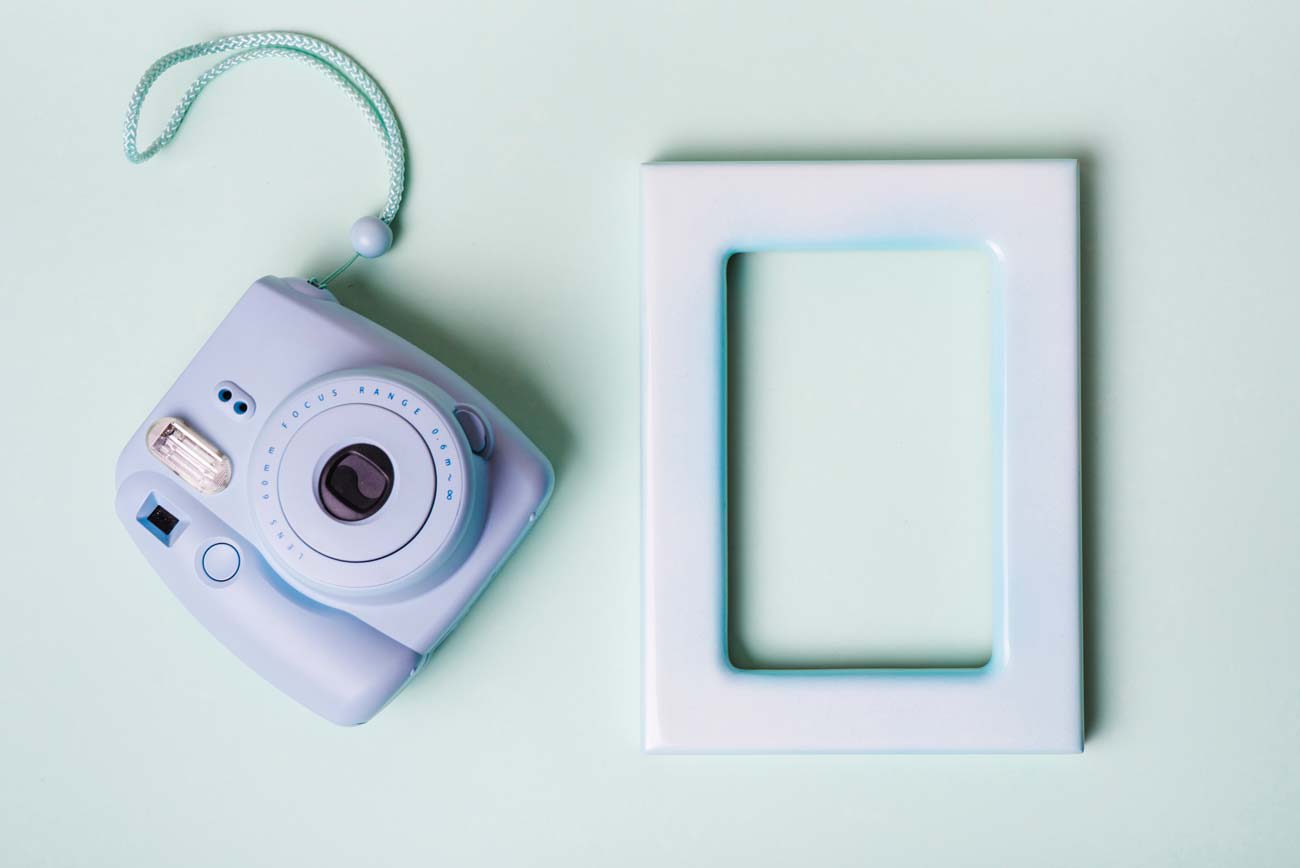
[642,161,1081,753]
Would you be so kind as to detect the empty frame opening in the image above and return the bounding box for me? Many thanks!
[726,248,998,670]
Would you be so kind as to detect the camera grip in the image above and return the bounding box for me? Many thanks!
[116,474,421,725]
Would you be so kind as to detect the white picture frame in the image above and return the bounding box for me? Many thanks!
[641,161,1082,753]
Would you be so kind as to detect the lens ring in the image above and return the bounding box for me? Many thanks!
[250,371,475,589]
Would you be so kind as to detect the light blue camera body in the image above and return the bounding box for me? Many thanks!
[114,276,553,724]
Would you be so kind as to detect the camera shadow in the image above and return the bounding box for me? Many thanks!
[655,143,1106,743]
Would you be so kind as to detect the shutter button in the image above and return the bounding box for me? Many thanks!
[454,406,492,457]
[201,542,241,582]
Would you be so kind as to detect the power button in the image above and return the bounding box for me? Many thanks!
[201,542,241,582]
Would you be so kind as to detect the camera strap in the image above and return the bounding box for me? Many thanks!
[122,32,407,286]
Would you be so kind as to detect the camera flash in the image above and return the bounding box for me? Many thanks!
[146,417,232,495]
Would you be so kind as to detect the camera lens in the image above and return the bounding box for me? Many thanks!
[319,443,395,522]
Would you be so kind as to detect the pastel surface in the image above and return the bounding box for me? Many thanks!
[727,249,995,670]
[1,1,1298,865]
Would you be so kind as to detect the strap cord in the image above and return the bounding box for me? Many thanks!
[123,32,407,284]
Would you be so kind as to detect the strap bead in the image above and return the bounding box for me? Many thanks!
[350,216,393,258]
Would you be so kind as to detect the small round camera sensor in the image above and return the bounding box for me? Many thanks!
[319,443,395,522]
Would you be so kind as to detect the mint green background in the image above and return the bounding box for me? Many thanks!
[1,2,1298,865]
[727,250,996,670]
